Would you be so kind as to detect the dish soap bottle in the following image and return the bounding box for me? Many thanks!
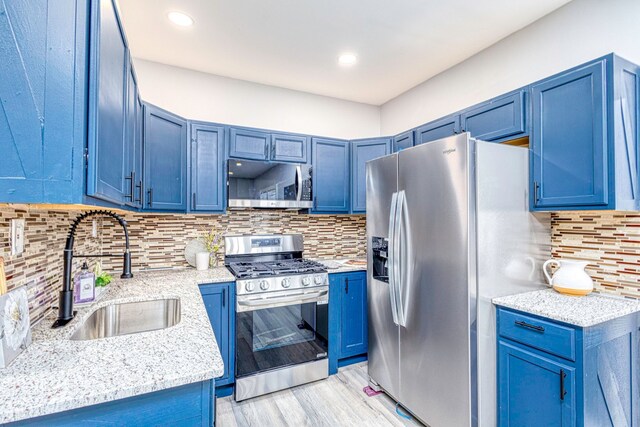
[74,261,95,303]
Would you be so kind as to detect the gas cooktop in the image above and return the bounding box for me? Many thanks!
[228,258,327,279]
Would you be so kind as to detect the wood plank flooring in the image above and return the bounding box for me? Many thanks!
[216,362,424,427]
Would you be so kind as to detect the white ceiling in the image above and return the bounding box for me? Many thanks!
[117,0,572,105]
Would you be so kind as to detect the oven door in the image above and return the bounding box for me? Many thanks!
[227,159,313,209]
[235,287,329,379]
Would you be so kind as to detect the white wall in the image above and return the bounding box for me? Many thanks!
[134,59,380,140]
[380,0,640,135]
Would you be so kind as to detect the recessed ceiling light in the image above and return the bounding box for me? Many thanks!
[167,11,194,27]
[228,171,234,175]
[236,162,242,166]
[338,53,357,66]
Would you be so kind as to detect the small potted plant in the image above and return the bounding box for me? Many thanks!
[200,228,223,268]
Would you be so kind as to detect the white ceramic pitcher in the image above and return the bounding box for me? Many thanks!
[542,259,593,296]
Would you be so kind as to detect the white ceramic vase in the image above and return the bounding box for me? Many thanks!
[195,252,210,271]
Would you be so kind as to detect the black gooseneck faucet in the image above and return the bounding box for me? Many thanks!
[52,210,133,329]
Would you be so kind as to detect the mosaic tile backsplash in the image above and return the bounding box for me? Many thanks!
[4,206,640,326]
[552,211,640,298]
[1,207,366,325]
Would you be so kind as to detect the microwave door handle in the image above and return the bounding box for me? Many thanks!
[295,165,303,202]
[388,191,400,326]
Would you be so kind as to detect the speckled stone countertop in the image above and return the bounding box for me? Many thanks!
[493,289,640,327]
[315,258,367,274]
[0,267,235,424]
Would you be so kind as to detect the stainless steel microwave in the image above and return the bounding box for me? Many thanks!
[227,160,313,209]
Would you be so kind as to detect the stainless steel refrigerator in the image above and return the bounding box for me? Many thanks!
[366,133,550,427]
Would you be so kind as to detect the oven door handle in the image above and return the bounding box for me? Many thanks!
[237,289,328,311]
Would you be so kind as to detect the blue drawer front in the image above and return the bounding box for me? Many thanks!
[498,308,576,361]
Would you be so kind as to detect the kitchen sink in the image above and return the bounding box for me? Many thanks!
[70,298,181,340]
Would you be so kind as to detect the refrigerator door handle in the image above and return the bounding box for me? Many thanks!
[395,190,408,327]
[388,191,400,326]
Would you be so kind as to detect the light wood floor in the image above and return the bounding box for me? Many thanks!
[217,362,424,427]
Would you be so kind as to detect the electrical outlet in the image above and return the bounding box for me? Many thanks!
[10,219,25,256]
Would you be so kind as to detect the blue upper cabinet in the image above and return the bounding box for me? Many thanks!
[271,133,310,163]
[86,0,129,205]
[393,130,414,152]
[229,127,270,161]
[311,138,350,213]
[143,104,188,211]
[0,0,88,203]
[200,283,235,387]
[531,55,640,211]
[415,114,461,145]
[190,123,226,212]
[351,138,391,213]
[461,90,526,142]
[123,59,142,209]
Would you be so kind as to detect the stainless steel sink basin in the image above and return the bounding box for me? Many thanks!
[70,298,181,341]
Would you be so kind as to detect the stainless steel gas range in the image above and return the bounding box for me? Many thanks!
[225,234,329,401]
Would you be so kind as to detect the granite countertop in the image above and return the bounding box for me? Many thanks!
[493,289,640,327]
[0,267,235,424]
[315,258,367,273]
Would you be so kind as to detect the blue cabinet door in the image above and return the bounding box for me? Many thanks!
[200,283,234,387]
[416,114,461,145]
[123,57,141,208]
[351,138,391,213]
[0,0,87,203]
[461,90,526,141]
[271,133,309,163]
[393,130,414,152]
[86,0,129,205]
[498,340,575,427]
[190,124,226,212]
[143,104,188,211]
[229,127,270,160]
[531,61,607,209]
[311,138,350,213]
[339,272,368,358]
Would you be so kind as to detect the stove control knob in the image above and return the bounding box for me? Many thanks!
[302,276,311,287]
[260,280,270,291]
[314,275,323,285]
[245,281,255,292]
[281,278,291,288]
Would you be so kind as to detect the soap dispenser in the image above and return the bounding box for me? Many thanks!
[74,261,95,304]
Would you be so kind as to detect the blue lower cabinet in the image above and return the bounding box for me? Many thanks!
[461,90,526,142]
[393,130,414,152]
[190,123,227,212]
[497,307,638,427]
[143,104,188,211]
[415,114,460,145]
[351,138,391,213]
[329,271,368,375]
[200,282,235,388]
[499,341,575,427]
[7,380,215,426]
[311,138,351,213]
